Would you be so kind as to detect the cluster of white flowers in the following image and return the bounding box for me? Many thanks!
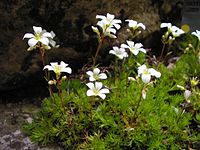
[23,26,58,51]
[160,23,184,43]
[95,14,160,84]
[86,68,109,99]
[92,13,121,39]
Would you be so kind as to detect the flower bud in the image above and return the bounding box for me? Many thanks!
[142,89,146,99]
[184,90,191,100]
[48,80,56,85]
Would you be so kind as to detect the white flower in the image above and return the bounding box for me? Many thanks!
[192,30,200,40]
[97,21,117,38]
[23,26,53,47]
[43,61,72,75]
[86,82,110,99]
[126,19,146,30]
[109,46,128,59]
[96,13,121,29]
[160,23,184,37]
[121,40,146,55]
[94,13,121,38]
[86,68,107,81]
[138,64,161,83]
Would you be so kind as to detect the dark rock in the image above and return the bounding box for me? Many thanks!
[0,0,182,99]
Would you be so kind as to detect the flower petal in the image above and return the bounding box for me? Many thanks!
[160,23,171,28]
[100,88,109,94]
[98,94,106,99]
[95,82,103,90]
[39,37,49,46]
[86,82,94,90]
[87,89,95,96]
[99,73,107,79]
[142,74,151,83]
[86,71,93,76]
[23,33,35,39]
[28,38,38,47]
[43,65,54,71]
[148,68,161,78]
[62,67,72,74]
[43,32,53,38]
[33,26,42,34]
[93,68,100,74]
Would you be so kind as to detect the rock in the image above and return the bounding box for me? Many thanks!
[0,0,182,98]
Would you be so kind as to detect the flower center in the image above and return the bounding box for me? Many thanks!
[143,70,150,75]
[93,88,100,95]
[93,73,99,80]
[54,66,61,75]
[35,34,41,40]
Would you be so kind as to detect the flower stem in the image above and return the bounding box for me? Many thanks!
[57,81,67,115]
[39,45,53,96]
[92,37,104,67]
[159,43,166,61]
[133,85,145,121]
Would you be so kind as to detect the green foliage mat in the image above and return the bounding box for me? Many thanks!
[24,53,200,149]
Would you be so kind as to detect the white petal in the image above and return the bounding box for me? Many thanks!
[148,68,161,78]
[43,65,54,71]
[50,31,56,38]
[33,26,42,34]
[113,23,121,30]
[139,48,146,53]
[60,61,68,67]
[93,68,100,74]
[99,73,107,79]
[28,38,38,47]
[86,71,93,76]
[49,39,56,47]
[100,88,109,94]
[95,82,103,90]
[98,94,106,99]
[135,43,143,48]
[108,28,116,34]
[50,62,58,67]
[138,23,146,30]
[142,74,151,83]
[86,82,94,90]
[39,37,49,46]
[138,65,147,75]
[43,32,53,38]
[23,33,35,39]
[160,23,171,28]
[113,19,122,24]
[109,50,116,55]
[127,41,135,47]
[62,67,72,74]
[89,77,96,81]
[96,15,106,20]
[131,49,139,55]
[87,90,95,96]
[121,43,129,49]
